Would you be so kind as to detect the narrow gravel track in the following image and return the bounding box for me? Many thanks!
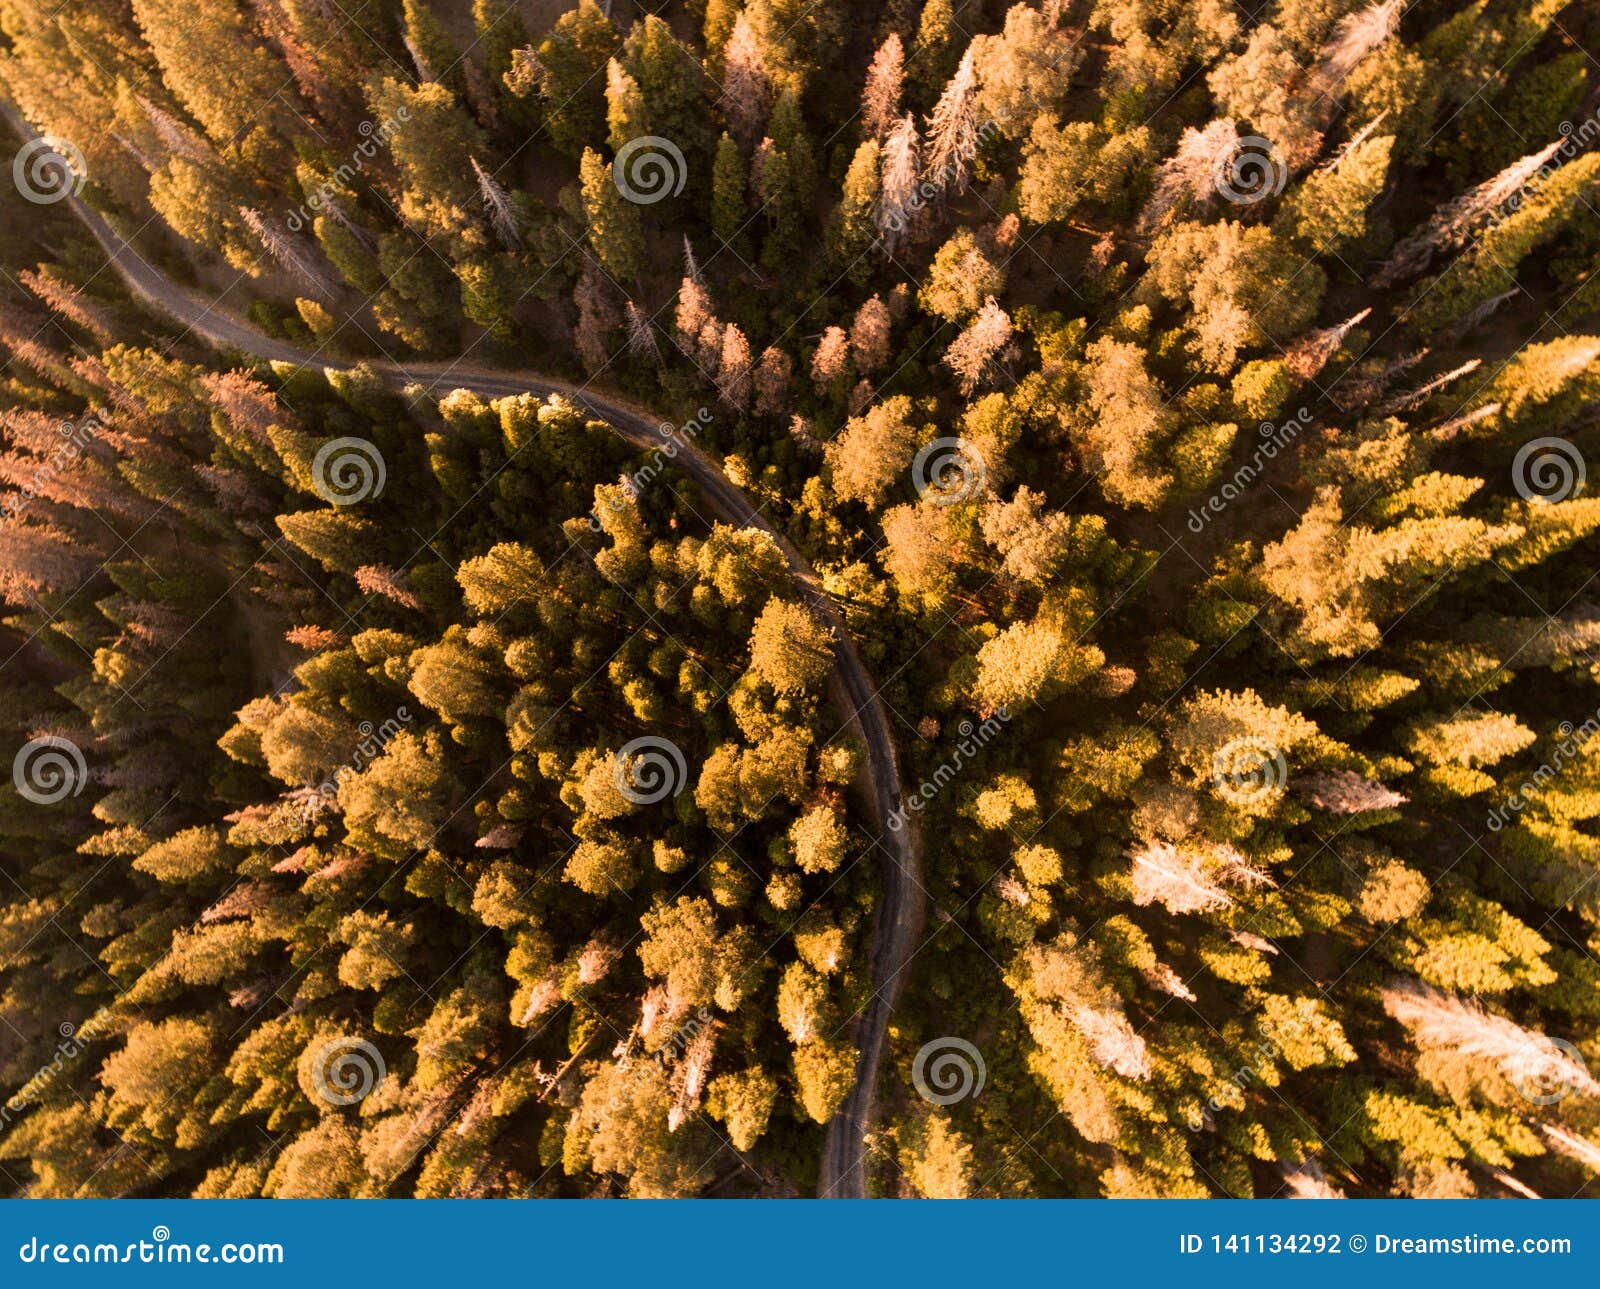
[20,115,923,1197]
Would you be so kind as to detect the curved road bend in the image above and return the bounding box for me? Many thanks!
[27,118,922,1197]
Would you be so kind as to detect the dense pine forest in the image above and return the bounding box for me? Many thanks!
[1,0,1599,1199]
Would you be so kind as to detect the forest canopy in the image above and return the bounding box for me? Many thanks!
[0,0,1598,1200]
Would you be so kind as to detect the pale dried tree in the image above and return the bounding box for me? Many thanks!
[1284,307,1370,383]
[717,322,754,410]
[577,938,622,985]
[1375,359,1482,416]
[923,48,979,198]
[668,1024,718,1131]
[877,113,922,251]
[861,32,905,140]
[284,623,339,651]
[720,13,770,145]
[943,296,1011,394]
[675,274,718,358]
[1373,139,1566,286]
[1382,978,1599,1097]
[1128,838,1274,915]
[518,972,563,1026]
[1296,769,1408,813]
[136,95,210,162]
[474,822,524,850]
[1308,0,1405,102]
[402,32,435,83]
[624,300,660,361]
[238,207,334,300]
[1437,288,1520,345]
[1070,1005,1154,1080]
[471,156,523,250]
[1541,1123,1600,1172]
[1139,119,1239,232]
[1427,402,1502,442]
[753,345,793,416]
[355,564,423,611]
[1279,1159,1345,1199]
[811,325,850,390]
[1144,962,1196,1002]
[849,294,892,372]
[20,270,113,343]
[1488,1168,1540,1199]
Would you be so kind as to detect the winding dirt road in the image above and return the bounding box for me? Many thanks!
[25,118,921,1197]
